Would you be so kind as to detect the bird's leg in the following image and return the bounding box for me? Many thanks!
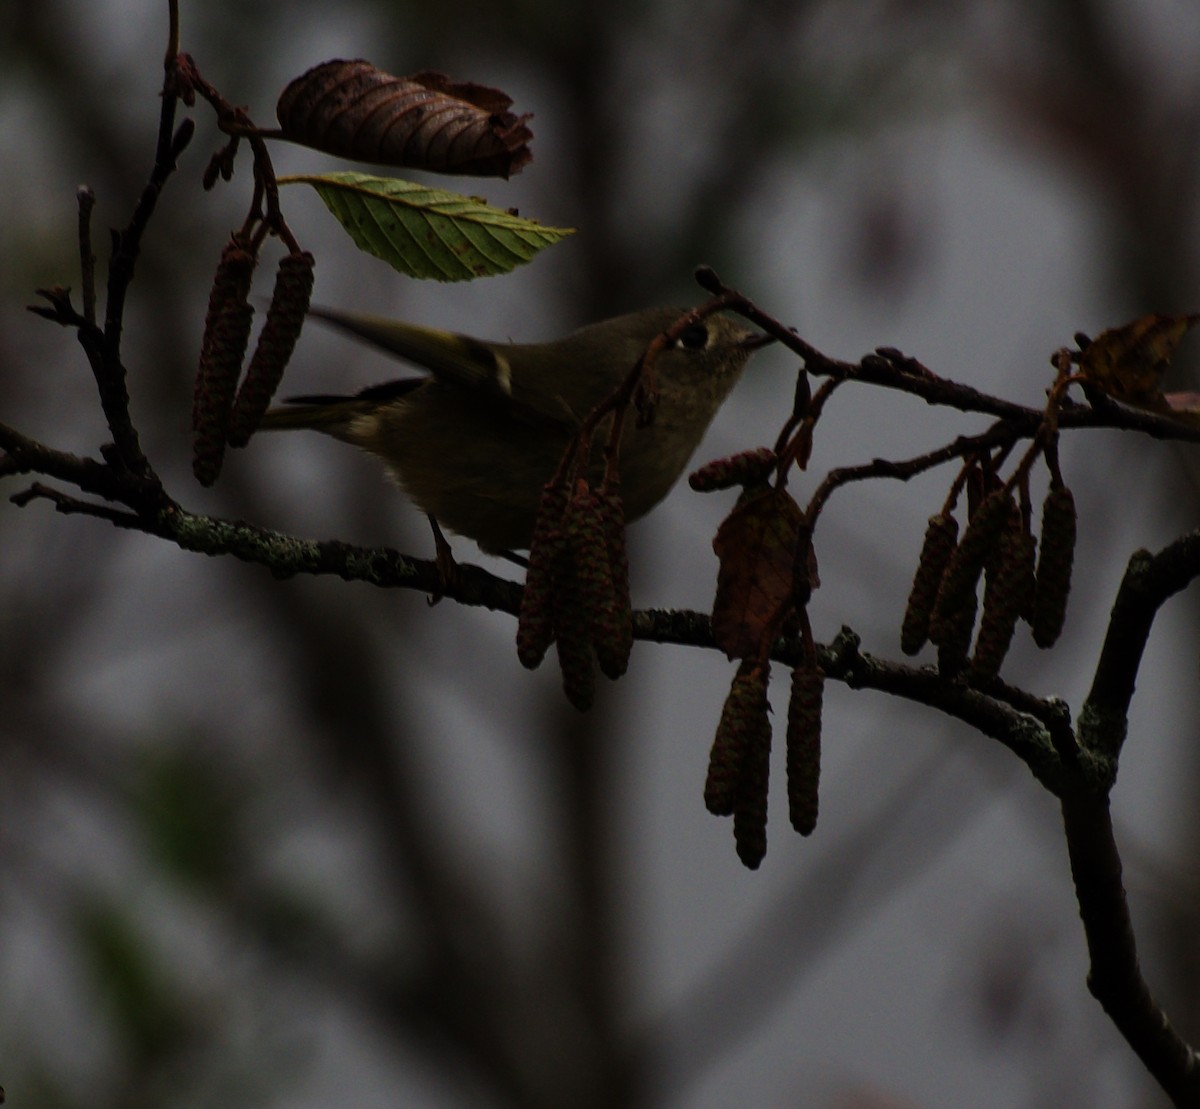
[426,514,459,602]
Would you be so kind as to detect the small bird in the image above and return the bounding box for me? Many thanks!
[256,305,771,553]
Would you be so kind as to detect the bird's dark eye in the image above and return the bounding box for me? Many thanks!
[677,323,710,351]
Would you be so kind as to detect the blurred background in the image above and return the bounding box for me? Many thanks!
[3,1,1200,1105]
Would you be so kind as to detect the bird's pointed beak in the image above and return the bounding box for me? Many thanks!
[738,331,775,352]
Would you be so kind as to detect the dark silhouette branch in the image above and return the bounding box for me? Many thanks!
[1081,533,1200,767]
[1060,788,1200,1106]
[696,265,1200,446]
[1051,531,1200,1107]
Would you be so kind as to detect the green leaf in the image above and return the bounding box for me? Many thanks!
[280,171,574,281]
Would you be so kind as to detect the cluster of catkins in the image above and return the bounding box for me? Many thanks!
[192,235,315,484]
[690,448,823,870]
[701,658,823,870]
[901,481,1078,680]
[516,478,633,711]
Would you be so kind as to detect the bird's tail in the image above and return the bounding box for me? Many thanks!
[255,396,369,435]
[255,378,422,438]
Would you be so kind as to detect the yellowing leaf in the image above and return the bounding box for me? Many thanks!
[280,172,573,281]
[1079,312,1200,404]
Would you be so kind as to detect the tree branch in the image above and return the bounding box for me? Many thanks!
[8,479,525,614]
[1080,532,1200,769]
[2,447,1086,801]
[697,265,1200,446]
[1060,788,1200,1105]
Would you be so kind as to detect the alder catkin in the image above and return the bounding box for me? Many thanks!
[192,239,257,485]
[1031,485,1077,648]
[900,513,959,655]
[732,665,772,870]
[786,664,823,836]
[566,480,618,651]
[516,481,570,670]
[553,559,595,711]
[227,251,315,447]
[929,490,1012,651]
[970,513,1036,681]
[594,487,633,679]
[688,447,777,492]
[705,660,763,818]
[936,593,977,678]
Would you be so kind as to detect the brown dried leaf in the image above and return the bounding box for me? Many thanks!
[712,487,804,660]
[277,60,533,178]
[1078,312,1200,405]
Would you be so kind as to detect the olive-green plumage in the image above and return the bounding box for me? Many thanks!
[257,306,769,553]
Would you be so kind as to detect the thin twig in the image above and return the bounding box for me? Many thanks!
[77,186,97,325]
[696,266,1200,447]
[11,482,146,529]
[89,36,190,478]
[805,416,1038,520]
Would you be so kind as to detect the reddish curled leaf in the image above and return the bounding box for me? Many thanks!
[1078,312,1200,405]
[792,527,819,608]
[277,60,533,178]
[711,487,805,660]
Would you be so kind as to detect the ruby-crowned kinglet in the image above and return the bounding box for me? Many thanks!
[256,305,771,553]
